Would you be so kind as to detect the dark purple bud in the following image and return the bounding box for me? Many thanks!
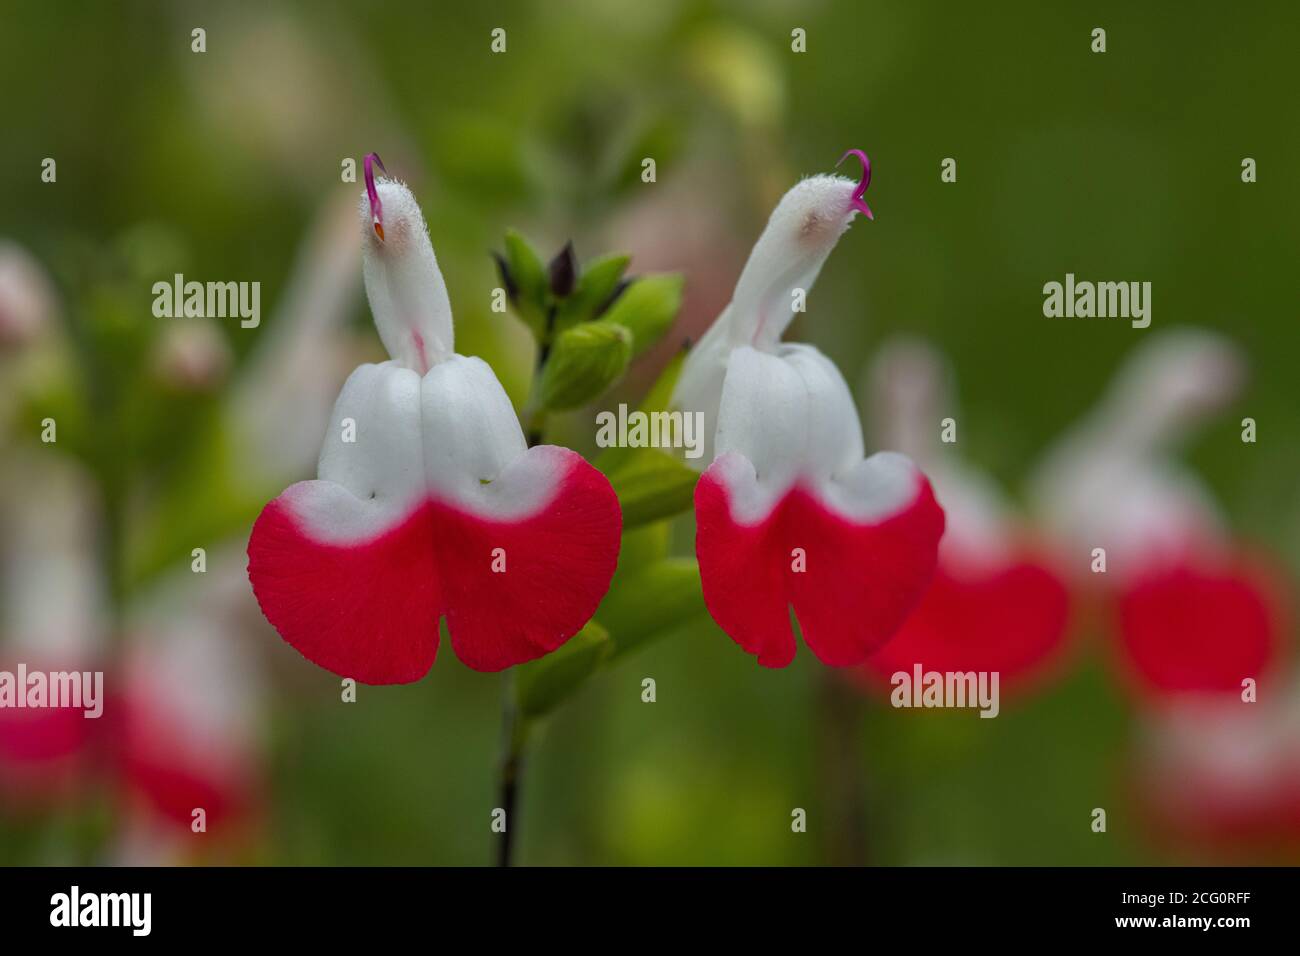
[548,241,578,297]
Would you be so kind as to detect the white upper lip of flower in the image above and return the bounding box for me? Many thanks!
[669,171,924,523]
[359,177,455,374]
[266,176,573,544]
[673,174,862,466]
[716,173,861,352]
[1028,329,1246,574]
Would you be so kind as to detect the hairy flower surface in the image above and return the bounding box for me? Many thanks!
[672,154,944,668]
[248,157,621,684]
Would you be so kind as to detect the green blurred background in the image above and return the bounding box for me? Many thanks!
[1,0,1297,865]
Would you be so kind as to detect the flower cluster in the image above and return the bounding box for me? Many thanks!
[247,151,946,682]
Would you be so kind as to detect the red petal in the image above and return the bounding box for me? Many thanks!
[858,555,1072,693]
[1115,553,1288,697]
[249,497,443,685]
[695,467,945,667]
[437,450,622,672]
[248,449,620,683]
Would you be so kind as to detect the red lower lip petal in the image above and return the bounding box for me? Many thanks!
[694,467,944,668]
[247,449,621,683]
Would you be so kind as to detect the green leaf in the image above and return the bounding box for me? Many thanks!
[599,558,706,660]
[514,621,612,720]
[503,230,547,300]
[598,446,697,528]
[599,274,684,357]
[642,348,685,412]
[502,229,550,340]
[538,320,632,410]
[616,523,671,574]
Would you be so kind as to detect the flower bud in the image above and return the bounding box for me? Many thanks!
[538,320,632,410]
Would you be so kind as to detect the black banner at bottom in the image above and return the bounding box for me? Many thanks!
[0,865,1287,940]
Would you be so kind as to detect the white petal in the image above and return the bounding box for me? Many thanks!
[725,174,859,351]
[715,345,862,477]
[671,173,862,460]
[361,178,454,372]
[784,344,865,476]
[299,361,425,542]
[817,451,926,523]
[669,307,732,467]
[419,354,536,514]
[712,343,909,523]
[709,447,922,528]
[283,354,567,542]
[712,346,808,513]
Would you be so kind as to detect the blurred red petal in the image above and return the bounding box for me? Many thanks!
[1115,553,1288,697]
[0,657,97,807]
[859,555,1072,693]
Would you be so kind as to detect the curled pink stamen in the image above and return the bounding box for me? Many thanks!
[836,148,874,221]
[364,152,388,241]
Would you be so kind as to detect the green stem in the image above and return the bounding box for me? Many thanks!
[523,305,557,447]
[495,671,528,867]
[494,330,554,866]
[814,668,869,865]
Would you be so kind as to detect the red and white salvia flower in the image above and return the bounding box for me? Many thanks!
[0,455,105,807]
[1134,692,1300,849]
[1029,329,1288,699]
[115,595,262,851]
[857,339,1071,692]
[247,155,622,684]
[672,152,944,668]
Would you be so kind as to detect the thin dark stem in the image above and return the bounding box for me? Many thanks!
[496,671,525,867]
[524,305,557,447]
[814,668,869,866]
[494,324,554,866]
